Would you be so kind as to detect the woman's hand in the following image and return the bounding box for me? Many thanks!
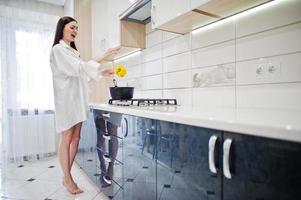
[100,68,114,77]
[95,47,121,63]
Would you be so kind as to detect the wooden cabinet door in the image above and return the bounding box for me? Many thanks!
[157,121,222,200]
[223,132,301,200]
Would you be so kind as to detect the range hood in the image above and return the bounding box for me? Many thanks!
[120,0,151,24]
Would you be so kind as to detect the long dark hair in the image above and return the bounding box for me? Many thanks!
[52,16,78,50]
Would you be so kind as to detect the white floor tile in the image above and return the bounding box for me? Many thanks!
[0,155,108,200]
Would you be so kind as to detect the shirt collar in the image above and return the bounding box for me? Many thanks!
[59,40,80,57]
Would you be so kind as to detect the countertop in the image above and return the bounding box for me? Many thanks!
[90,103,301,143]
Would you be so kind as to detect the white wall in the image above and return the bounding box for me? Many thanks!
[0,0,63,16]
[64,0,73,17]
[114,0,301,111]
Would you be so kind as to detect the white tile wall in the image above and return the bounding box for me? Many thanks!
[163,52,191,73]
[163,34,190,57]
[191,20,235,49]
[191,41,235,68]
[237,52,301,85]
[237,22,301,61]
[236,83,301,110]
[163,70,191,89]
[141,75,162,90]
[141,90,163,99]
[120,78,142,89]
[146,30,163,48]
[236,0,301,37]
[163,89,192,106]
[142,59,162,76]
[192,63,235,88]
[114,52,141,67]
[126,64,141,79]
[192,86,236,107]
[142,44,162,62]
[126,1,301,110]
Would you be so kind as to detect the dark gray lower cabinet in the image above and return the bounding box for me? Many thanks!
[120,116,157,200]
[223,132,301,200]
[157,121,222,200]
[77,110,301,200]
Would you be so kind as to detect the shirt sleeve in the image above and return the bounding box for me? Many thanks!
[51,45,102,80]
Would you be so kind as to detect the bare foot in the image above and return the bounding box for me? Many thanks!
[63,178,84,195]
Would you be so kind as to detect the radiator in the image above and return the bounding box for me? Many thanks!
[8,113,56,158]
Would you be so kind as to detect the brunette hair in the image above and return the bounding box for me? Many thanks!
[52,16,77,50]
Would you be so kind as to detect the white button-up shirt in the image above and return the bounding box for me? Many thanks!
[50,40,102,133]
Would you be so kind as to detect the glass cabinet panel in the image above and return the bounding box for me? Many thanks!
[157,121,222,200]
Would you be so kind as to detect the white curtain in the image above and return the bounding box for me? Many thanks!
[0,4,59,163]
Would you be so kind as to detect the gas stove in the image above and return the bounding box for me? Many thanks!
[108,98,177,106]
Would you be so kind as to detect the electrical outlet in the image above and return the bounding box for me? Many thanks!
[255,63,265,77]
[266,61,281,78]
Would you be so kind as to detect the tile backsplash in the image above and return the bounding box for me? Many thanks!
[115,0,301,110]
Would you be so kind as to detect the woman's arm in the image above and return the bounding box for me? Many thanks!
[51,45,120,79]
[94,47,121,63]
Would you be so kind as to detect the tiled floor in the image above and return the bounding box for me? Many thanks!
[0,156,109,200]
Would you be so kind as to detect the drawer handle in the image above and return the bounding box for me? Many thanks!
[208,135,218,174]
[122,117,128,138]
[223,138,232,179]
[103,133,111,140]
[103,154,112,162]
[102,113,110,118]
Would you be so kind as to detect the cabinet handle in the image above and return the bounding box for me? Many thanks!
[223,138,232,179]
[151,5,156,26]
[103,154,112,162]
[208,135,218,174]
[103,133,111,140]
[102,113,110,119]
[122,117,128,138]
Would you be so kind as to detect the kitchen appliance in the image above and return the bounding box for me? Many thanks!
[120,0,151,24]
[108,98,177,106]
[109,87,134,100]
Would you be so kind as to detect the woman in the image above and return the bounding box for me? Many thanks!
[50,16,119,195]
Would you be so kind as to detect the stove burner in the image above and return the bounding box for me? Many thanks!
[108,99,177,106]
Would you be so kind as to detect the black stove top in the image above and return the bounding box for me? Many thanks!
[108,98,177,106]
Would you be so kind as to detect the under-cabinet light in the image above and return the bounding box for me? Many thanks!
[192,0,286,35]
[114,50,141,62]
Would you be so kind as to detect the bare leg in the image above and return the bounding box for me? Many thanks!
[69,122,82,170]
[59,126,82,194]
[68,122,83,193]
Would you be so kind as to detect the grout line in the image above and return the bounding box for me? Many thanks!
[235,20,238,110]
[139,80,301,91]
[236,20,301,40]
[236,50,301,63]
[191,38,236,52]
[191,62,236,71]
[237,81,301,87]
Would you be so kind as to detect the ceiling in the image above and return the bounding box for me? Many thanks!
[37,0,66,6]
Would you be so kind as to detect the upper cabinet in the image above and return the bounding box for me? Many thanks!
[151,0,190,29]
[91,0,145,61]
[152,0,271,34]
[106,19,145,61]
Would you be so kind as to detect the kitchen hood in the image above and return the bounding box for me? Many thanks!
[120,0,151,24]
